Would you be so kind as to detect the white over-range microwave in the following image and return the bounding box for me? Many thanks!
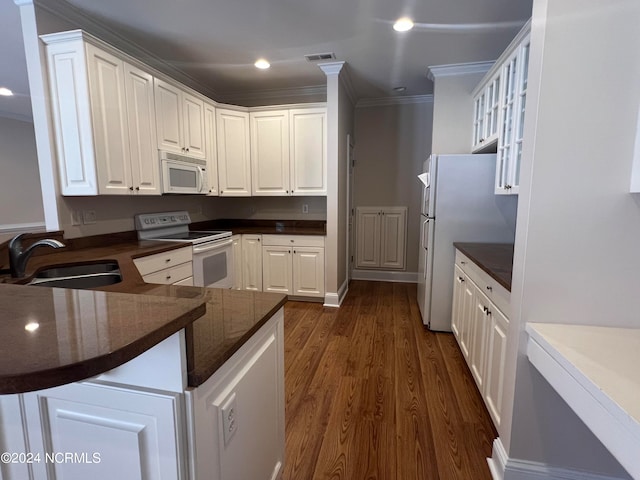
[160,150,208,194]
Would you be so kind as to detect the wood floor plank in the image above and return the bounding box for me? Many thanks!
[283,280,497,480]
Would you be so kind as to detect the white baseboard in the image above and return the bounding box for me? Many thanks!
[323,278,349,308]
[489,438,628,480]
[351,269,417,283]
[0,222,46,234]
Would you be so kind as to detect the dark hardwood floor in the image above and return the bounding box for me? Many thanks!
[283,280,497,480]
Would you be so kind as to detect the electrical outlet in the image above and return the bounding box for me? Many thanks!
[71,210,82,226]
[82,210,97,225]
[302,204,309,214]
[220,393,238,445]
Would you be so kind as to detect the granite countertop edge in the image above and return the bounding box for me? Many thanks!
[453,242,514,291]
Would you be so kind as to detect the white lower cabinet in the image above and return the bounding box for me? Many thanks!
[261,235,325,298]
[241,234,263,291]
[133,246,193,285]
[451,249,510,429]
[186,309,285,480]
[231,234,243,289]
[20,381,186,480]
[355,207,407,270]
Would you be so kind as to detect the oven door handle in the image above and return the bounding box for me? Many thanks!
[193,237,233,254]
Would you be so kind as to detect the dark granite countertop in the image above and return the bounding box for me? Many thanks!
[0,233,287,393]
[453,242,514,291]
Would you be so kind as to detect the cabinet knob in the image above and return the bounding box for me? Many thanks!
[257,238,260,242]
[483,306,488,313]
[166,275,171,280]
[294,250,296,254]
[486,286,492,292]
[486,310,491,316]
[186,147,190,152]
[220,190,224,194]
[458,276,464,282]
[129,186,134,191]
[181,147,185,152]
[479,138,484,143]
[165,258,171,263]
[460,261,467,265]
[286,190,289,194]
[135,186,140,191]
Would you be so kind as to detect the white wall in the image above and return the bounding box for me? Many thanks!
[353,101,434,273]
[0,117,45,237]
[502,0,640,477]
[430,71,486,154]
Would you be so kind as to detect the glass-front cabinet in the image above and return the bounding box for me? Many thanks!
[472,74,501,151]
[496,36,530,195]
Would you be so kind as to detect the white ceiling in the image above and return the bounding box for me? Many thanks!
[0,0,532,119]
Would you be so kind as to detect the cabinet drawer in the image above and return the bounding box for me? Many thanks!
[134,246,193,276]
[261,234,325,247]
[142,261,193,285]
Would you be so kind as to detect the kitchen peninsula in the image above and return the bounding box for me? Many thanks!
[0,245,287,480]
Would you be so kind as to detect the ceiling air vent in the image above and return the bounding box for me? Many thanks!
[305,53,336,62]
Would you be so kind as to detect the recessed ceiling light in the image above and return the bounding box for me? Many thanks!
[0,87,14,96]
[25,322,39,332]
[393,86,407,92]
[254,59,270,70]
[393,17,414,32]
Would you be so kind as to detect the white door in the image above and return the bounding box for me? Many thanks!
[204,102,219,196]
[217,109,251,196]
[292,247,324,297]
[484,306,509,427]
[262,246,292,295]
[289,108,326,195]
[356,207,381,268]
[124,62,160,195]
[232,234,243,290]
[470,287,490,390]
[241,235,262,291]
[86,44,132,195]
[154,78,183,154]
[380,207,407,269]
[182,91,206,159]
[23,382,185,480]
[251,110,290,195]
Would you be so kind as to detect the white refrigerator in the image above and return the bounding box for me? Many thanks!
[417,154,516,331]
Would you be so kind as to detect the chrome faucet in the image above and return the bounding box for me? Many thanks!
[8,233,65,278]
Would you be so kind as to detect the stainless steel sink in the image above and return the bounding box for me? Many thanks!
[29,261,122,289]
[34,261,119,279]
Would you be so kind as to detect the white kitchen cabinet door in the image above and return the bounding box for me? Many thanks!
[289,108,327,195]
[241,235,262,291]
[154,78,184,155]
[472,91,486,150]
[451,265,465,342]
[86,44,132,195]
[124,62,160,195]
[22,382,186,480]
[204,102,219,196]
[232,234,243,290]
[356,207,381,268]
[251,110,290,195]
[470,287,490,392]
[380,207,407,269]
[262,246,292,295]
[292,246,325,297]
[182,91,206,159]
[484,306,509,428]
[217,109,251,196]
[458,272,475,363]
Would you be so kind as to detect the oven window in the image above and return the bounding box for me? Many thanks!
[169,167,197,188]
[203,251,228,285]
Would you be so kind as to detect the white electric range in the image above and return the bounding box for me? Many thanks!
[135,211,234,288]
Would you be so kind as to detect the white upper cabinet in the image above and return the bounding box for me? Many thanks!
[290,108,327,195]
[217,108,251,196]
[154,78,206,159]
[124,63,160,195]
[204,102,219,196]
[250,106,326,196]
[471,21,531,195]
[250,110,290,195]
[43,32,161,196]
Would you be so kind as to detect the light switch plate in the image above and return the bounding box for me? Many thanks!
[82,210,97,225]
[71,210,82,226]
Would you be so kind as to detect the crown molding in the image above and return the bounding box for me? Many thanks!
[356,94,434,108]
[218,85,326,106]
[426,61,494,81]
[0,110,33,123]
[33,0,220,100]
[318,61,345,76]
[318,61,357,106]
